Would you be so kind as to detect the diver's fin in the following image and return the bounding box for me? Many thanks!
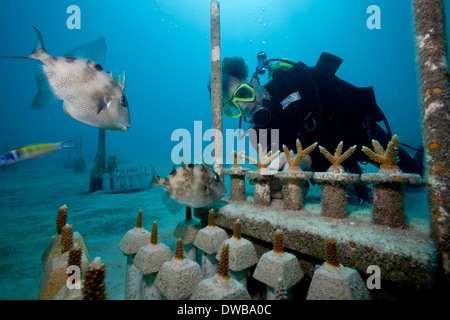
[161,192,184,215]
[30,64,60,109]
[315,52,343,77]
[64,37,106,65]
[412,146,424,176]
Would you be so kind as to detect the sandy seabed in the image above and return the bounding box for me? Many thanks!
[0,161,429,300]
[0,162,182,300]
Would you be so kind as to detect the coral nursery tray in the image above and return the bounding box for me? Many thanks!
[209,199,437,289]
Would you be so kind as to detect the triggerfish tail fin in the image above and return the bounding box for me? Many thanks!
[144,162,182,214]
[29,26,46,59]
[0,26,47,61]
[59,140,77,150]
[144,162,160,190]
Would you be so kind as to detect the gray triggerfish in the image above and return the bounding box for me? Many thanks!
[0,141,76,167]
[3,27,130,131]
[147,163,227,214]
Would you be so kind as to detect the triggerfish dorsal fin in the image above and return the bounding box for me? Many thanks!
[30,64,60,109]
[64,37,107,65]
[0,26,46,60]
[201,160,214,172]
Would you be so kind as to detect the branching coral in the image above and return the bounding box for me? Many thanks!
[217,243,230,280]
[67,243,82,269]
[82,257,107,300]
[208,209,215,227]
[136,209,143,228]
[233,219,241,240]
[282,139,317,171]
[61,224,73,254]
[151,221,158,245]
[231,151,246,168]
[244,143,280,172]
[362,135,400,171]
[273,230,284,255]
[56,205,68,235]
[174,238,184,261]
[326,239,339,268]
[319,142,356,172]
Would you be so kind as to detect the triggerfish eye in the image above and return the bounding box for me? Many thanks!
[120,96,127,106]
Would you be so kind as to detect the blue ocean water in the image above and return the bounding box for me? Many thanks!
[1,0,447,168]
[0,0,447,300]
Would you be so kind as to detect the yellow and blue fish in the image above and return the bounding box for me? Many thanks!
[0,141,76,167]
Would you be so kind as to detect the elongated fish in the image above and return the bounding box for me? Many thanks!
[147,163,226,214]
[0,141,76,167]
[2,27,130,131]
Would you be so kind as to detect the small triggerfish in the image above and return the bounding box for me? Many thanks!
[147,163,227,214]
[2,27,130,131]
[0,141,76,168]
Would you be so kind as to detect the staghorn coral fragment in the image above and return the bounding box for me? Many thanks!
[217,244,230,280]
[283,139,317,171]
[319,142,356,172]
[56,205,68,235]
[82,257,107,300]
[362,135,400,171]
[273,230,284,254]
[233,219,241,240]
[326,239,340,268]
[67,243,82,269]
[151,221,158,245]
[208,209,215,227]
[244,143,280,172]
[61,224,73,254]
[136,209,143,228]
[231,150,246,168]
[174,238,184,261]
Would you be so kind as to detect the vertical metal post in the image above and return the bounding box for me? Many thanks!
[413,0,450,276]
[210,0,224,179]
[89,128,106,192]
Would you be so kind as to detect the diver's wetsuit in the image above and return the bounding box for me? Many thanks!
[254,52,423,203]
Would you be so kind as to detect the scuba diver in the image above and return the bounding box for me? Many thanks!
[210,52,424,204]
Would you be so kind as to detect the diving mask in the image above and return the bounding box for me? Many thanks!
[222,83,256,118]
